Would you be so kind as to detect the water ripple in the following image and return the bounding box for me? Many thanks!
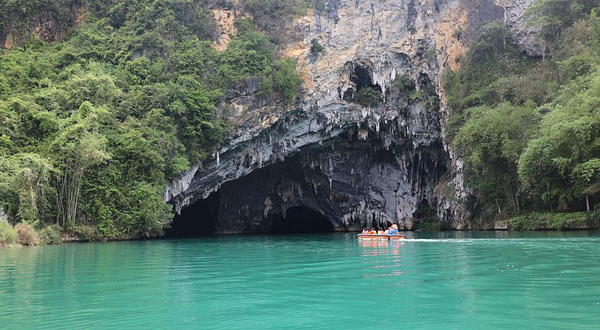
[1,232,600,329]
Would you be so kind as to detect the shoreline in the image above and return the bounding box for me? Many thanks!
[2,226,599,249]
[2,210,598,248]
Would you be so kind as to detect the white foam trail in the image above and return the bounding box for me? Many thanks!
[400,238,600,243]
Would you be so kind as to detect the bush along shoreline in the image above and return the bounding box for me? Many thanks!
[3,210,600,248]
[0,218,160,247]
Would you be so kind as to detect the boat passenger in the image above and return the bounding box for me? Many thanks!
[390,224,399,235]
[362,228,368,234]
[369,229,377,235]
[377,229,384,235]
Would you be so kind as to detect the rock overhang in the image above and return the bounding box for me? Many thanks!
[164,0,539,232]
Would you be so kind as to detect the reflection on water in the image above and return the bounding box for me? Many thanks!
[359,237,403,254]
[360,239,403,278]
[1,231,600,329]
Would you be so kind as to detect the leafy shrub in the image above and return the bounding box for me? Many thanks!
[242,0,310,43]
[559,54,594,80]
[15,222,39,246]
[310,38,324,54]
[357,86,381,107]
[509,212,587,231]
[413,220,442,231]
[72,225,100,241]
[526,0,598,43]
[586,209,600,228]
[453,28,463,40]
[392,75,415,94]
[39,225,63,245]
[0,221,18,246]
[274,59,302,104]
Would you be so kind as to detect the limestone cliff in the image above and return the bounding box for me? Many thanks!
[164,0,538,233]
[0,4,86,50]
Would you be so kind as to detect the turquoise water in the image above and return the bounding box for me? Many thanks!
[1,231,600,329]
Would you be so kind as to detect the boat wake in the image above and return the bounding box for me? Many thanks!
[401,238,600,243]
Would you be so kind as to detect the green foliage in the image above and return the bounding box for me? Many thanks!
[518,71,600,211]
[242,0,310,43]
[0,0,303,239]
[413,220,443,232]
[509,212,587,231]
[526,0,600,42]
[356,86,382,107]
[274,59,302,104]
[15,222,39,246]
[454,103,540,215]
[452,28,463,40]
[447,4,600,226]
[0,221,19,246]
[244,0,309,19]
[214,29,302,105]
[72,224,100,241]
[392,75,415,94]
[445,22,532,114]
[0,0,78,35]
[586,208,600,227]
[310,38,324,54]
[51,102,111,228]
[0,153,53,224]
[39,225,63,245]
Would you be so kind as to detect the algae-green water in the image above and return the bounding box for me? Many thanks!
[1,231,600,329]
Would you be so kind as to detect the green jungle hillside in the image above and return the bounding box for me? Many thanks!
[0,0,599,245]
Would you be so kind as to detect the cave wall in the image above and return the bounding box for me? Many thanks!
[164,0,539,233]
[213,135,446,233]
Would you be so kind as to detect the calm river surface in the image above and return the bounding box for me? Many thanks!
[1,231,600,329]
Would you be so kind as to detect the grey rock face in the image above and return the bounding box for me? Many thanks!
[495,0,545,57]
[192,84,448,232]
[165,0,536,233]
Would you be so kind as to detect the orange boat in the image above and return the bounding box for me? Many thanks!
[357,234,406,240]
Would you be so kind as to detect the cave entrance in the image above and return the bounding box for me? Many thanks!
[165,192,219,237]
[343,64,384,105]
[271,206,334,234]
[414,199,437,221]
[353,65,378,91]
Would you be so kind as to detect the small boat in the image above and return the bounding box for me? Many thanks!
[357,234,406,240]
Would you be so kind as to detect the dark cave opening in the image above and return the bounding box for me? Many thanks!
[165,192,220,237]
[414,199,437,221]
[354,65,378,91]
[343,64,383,104]
[271,206,335,234]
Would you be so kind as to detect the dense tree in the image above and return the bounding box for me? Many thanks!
[51,102,110,228]
[447,3,600,224]
[454,103,540,216]
[0,0,305,239]
[526,0,600,42]
[518,72,600,211]
[0,153,53,224]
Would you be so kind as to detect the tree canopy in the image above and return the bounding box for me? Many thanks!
[446,4,600,222]
[0,0,304,238]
